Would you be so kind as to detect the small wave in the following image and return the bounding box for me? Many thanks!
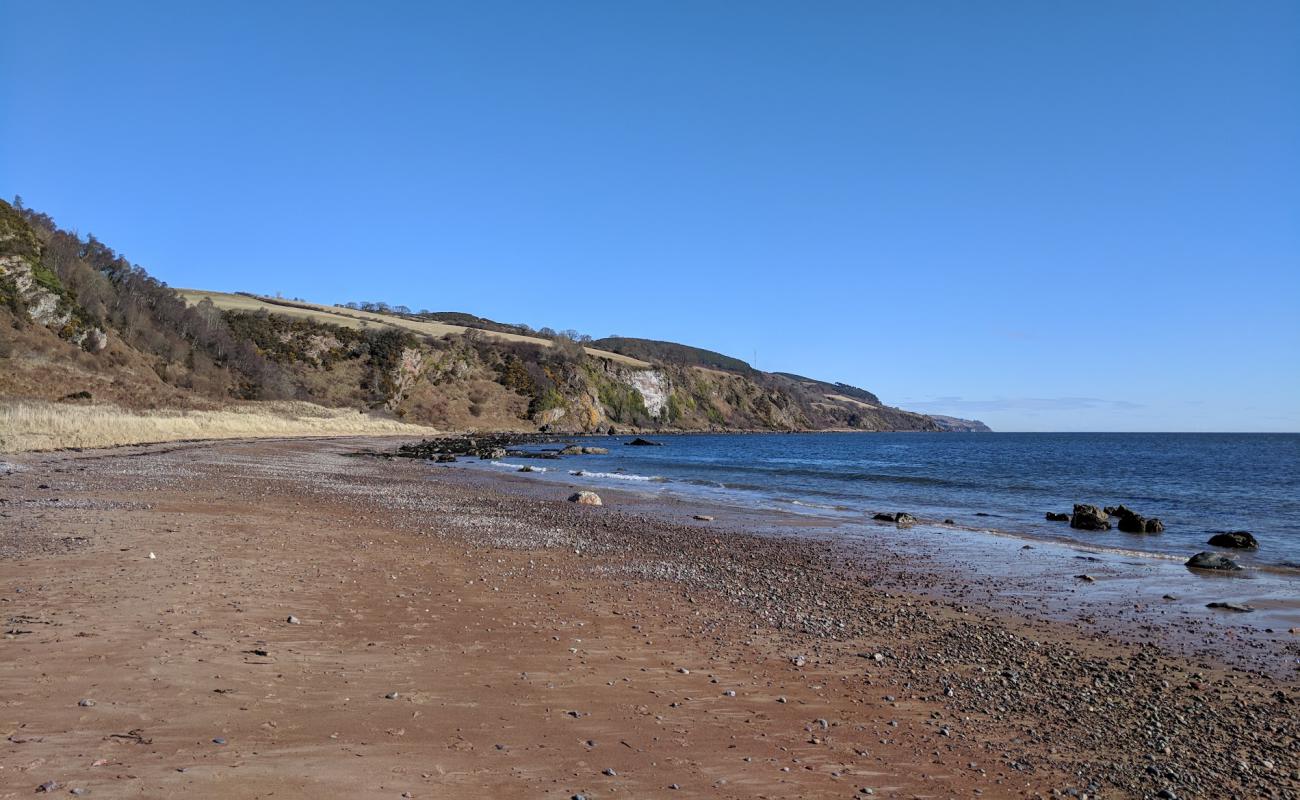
[787,498,844,511]
[491,461,548,473]
[570,469,663,482]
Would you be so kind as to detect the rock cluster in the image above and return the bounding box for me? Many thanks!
[1069,503,1163,534]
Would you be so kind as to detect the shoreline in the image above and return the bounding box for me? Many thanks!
[403,430,1300,575]
[426,457,1300,676]
[1,436,1296,798]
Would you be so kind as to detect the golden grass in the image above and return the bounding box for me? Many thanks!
[177,289,651,367]
[0,400,433,453]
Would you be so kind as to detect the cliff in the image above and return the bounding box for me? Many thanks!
[0,199,989,434]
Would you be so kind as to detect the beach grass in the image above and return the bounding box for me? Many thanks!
[0,399,432,452]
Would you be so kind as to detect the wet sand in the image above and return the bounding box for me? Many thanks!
[1,437,1296,799]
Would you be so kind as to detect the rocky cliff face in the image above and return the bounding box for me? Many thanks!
[927,414,993,433]
[0,203,106,351]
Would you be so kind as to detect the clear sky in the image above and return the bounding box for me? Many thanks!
[2,1,1297,431]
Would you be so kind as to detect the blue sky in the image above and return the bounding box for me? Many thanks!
[2,1,1297,431]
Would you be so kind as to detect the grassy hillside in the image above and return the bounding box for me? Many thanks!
[1,198,987,437]
[180,290,649,367]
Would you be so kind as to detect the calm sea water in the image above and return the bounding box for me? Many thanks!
[492,433,1300,570]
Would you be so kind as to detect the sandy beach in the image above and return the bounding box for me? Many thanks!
[1,437,1296,799]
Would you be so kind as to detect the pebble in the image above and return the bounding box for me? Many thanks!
[723,689,736,697]
[212,737,226,745]
[385,692,399,699]
[78,698,95,707]
[286,615,301,624]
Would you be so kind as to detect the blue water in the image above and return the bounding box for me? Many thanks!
[492,433,1300,571]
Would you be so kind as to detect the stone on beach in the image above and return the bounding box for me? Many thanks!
[872,512,916,525]
[1185,551,1242,571]
[568,491,603,506]
[1206,602,1254,613]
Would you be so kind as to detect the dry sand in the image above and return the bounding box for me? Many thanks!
[0,438,1295,799]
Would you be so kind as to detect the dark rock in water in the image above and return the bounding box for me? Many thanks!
[1186,551,1242,571]
[435,453,457,463]
[1045,512,1070,522]
[1208,531,1258,549]
[518,465,537,473]
[873,512,916,525]
[1109,506,1163,534]
[943,519,955,525]
[627,437,663,446]
[560,445,609,455]
[1070,504,1111,531]
[1117,513,1148,533]
[1207,601,1254,613]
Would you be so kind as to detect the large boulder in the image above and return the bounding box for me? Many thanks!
[568,491,603,506]
[1070,504,1111,531]
[1208,531,1258,549]
[1186,551,1242,571]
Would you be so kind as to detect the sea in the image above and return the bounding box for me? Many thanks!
[474,432,1300,572]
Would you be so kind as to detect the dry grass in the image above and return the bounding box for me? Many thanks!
[0,400,433,453]
[178,289,651,367]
